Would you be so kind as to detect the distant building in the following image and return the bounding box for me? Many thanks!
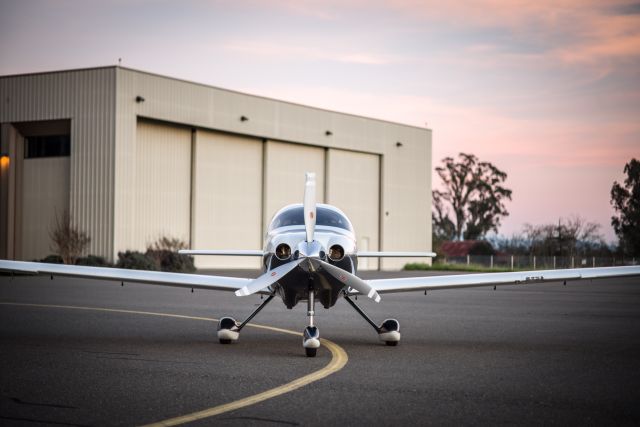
[0,66,432,269]
[439,240,496,258]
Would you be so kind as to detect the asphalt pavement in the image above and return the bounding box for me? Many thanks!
[1,270,639,426]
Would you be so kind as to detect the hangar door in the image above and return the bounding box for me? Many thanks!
[263,141,325,226]
[131,121,192,250]
[11,120,71,262]
[326,149,380,270]
[21,153,70,261]
[191,130,262,268]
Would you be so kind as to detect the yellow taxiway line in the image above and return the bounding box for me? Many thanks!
[0,302,349,426]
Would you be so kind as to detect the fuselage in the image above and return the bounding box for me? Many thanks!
[262,204,357,309]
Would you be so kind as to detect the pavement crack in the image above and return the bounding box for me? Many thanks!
[8,397,77,409]
[95,356,199,364]
[0,416,90,426]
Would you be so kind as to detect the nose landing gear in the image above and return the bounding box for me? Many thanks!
[303,287,320,357]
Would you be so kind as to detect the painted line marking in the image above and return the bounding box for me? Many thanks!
[0,302,348,426]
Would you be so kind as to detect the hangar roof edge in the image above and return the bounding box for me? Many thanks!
[0,65,432,134]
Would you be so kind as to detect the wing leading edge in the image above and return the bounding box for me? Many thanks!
[178,250,264,256]
[357,251,436,258]
[0,260,250,292]
[368,266,640,294]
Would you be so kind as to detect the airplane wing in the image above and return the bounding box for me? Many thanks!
[178,250,264,256]
[0,260,251,292]
[367,266,640,294]
[358,251,436,258]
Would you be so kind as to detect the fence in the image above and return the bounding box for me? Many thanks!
[440,255,638,270]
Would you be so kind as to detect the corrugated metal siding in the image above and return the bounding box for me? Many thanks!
[2,66,431,267]
[191,130,263,269]
[380,126,432,269]
[21,157,70,260]
[326,149,380,270]
[0,68,116,260]
[263,141,325,226]
[114,68,431,269]
[122,120,192,251]
[115,68,406,155]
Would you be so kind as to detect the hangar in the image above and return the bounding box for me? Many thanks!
[0,66,431,269]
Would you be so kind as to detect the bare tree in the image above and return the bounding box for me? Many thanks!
[50,211,91,264]
[523,216,606,257]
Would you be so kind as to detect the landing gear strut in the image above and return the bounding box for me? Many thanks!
[303,287,320,357]
[217,293,275,344]
[343,293,401,346]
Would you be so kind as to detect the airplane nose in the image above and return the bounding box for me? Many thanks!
[297,240,325,260]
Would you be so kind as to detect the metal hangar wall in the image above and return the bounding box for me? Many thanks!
[0,66,432,270]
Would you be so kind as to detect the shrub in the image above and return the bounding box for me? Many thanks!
[75,255,111,267]
[146,236,195,273]
[40,254,64,264]
[49,211,91,264]
[116,251,158,271]
[151,250,195,273]
[114,237,195,272]
[469,240,496,256]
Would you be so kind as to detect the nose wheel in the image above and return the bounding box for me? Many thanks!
[303,287,320,357]
[303,326,320,357]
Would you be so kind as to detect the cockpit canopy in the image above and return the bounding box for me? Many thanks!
[268,204,354,233]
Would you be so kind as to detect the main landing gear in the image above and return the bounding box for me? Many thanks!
[217,293,275,344]
[216,289,400,356]
[343,293,401,346]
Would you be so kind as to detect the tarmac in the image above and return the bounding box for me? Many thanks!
[1,269,639,426]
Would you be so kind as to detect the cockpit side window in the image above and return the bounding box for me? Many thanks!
[269,207,353,232]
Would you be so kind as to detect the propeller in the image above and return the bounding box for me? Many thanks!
[311,258,381,303]
[304,172,316,243]
[236,172,380,303]
[235,258,305,296]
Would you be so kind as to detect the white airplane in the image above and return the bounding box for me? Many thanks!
[1,173,639,356]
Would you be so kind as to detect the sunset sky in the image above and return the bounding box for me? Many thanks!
[1,0,638,242]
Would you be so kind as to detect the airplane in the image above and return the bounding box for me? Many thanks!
[1,173,640,357]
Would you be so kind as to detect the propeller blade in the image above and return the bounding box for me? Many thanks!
[235,258,305,296]
[312,259,381,303]
[304,172,316,242]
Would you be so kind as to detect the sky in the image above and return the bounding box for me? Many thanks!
[1,0,638,242]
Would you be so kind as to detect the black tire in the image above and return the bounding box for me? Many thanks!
[385,340,399,346]
[219,338,232,344]
[305,347,317,357]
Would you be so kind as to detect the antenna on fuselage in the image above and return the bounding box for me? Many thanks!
[304,172,317,242]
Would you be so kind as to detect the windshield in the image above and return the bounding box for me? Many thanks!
[269,206,353,232]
